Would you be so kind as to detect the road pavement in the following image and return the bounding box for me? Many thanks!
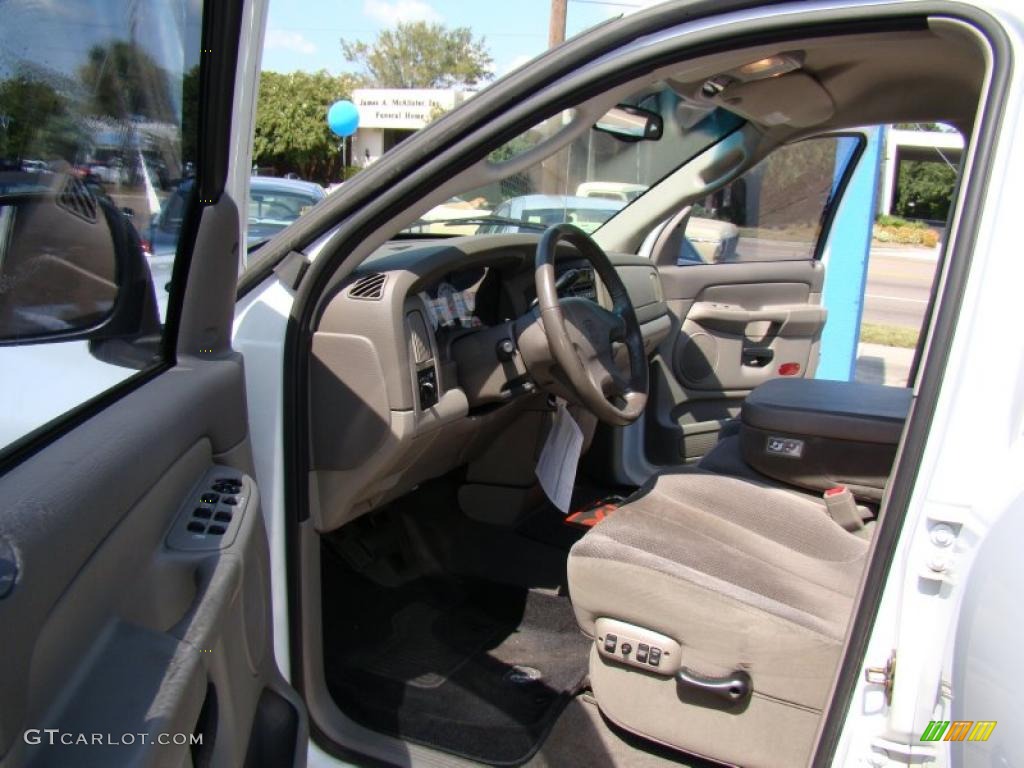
[863,245,937,329]
[855,342,915,387]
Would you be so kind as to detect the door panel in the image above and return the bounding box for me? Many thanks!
[664,262,826,391]
[0,358,305,767]
[648,260,826,463]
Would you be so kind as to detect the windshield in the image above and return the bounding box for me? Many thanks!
[405,85,743,237]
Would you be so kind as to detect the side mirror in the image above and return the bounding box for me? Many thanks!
[594,104,663,142]
[0,173,160,353]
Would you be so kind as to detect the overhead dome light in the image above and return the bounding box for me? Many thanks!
[735,52,803,80]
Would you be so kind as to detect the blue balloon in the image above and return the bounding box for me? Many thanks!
[327,100,360,137]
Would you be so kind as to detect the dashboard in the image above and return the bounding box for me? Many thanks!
[417,261,597,331]
[306,232,671,531]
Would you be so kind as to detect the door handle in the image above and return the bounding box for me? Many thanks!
[742,347,774,367]
[676,667,752,706]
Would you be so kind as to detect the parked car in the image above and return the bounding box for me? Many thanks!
[145,175,326,318]
[575,180,648,202]
[480,193,624,234]
[20,159,49,174]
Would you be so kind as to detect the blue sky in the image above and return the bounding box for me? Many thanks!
[261,0,657,81]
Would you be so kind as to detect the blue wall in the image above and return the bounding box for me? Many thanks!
[817,127,883,381]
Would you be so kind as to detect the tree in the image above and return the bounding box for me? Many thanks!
[0,75,87,161]
[895,160,957,220]
[253,70,364,182]
[79,42,175,122]
[341,22,492,89]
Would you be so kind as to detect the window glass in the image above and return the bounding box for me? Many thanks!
[0,0,203,452]
[680,136,860,264]
[405,85,744,236]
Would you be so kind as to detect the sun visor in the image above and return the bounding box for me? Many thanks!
[716,71,834,128]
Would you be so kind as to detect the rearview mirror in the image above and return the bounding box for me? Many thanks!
[594,104,663,142]
[0,172,159,347]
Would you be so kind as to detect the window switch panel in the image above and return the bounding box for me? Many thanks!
[166,468,252,552]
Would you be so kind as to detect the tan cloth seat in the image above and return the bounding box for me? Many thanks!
[567,469,868,768]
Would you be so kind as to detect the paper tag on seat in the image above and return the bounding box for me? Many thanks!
[536,401,584,514]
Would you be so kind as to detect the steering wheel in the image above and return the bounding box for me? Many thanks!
[533,223,648,426]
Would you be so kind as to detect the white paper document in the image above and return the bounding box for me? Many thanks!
[535,402,584,513]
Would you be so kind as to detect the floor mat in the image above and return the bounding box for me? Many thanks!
[322,548,591,765]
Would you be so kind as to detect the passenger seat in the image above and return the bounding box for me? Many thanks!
[567,469,868,767]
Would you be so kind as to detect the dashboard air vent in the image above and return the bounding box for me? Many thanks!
[349,273,387,299]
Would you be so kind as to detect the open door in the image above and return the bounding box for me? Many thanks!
[645,134,865,463]
[0,1,307,766]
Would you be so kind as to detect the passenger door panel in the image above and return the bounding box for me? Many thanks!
[650,260,826,462]
[663,262,826,390]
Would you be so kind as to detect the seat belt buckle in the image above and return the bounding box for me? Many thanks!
[823,486,864,532]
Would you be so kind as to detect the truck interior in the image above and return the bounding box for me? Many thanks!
[276,12,991,768]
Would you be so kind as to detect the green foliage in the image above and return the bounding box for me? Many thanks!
[79,42,175,122]
[340,165,362,181]
[253,70,364,183]
[0,75,87,160]
[872,224,939,247]
[893,122,947,131]
[895,160,956,221]
[875,214,924,228]
[341,22,492,88]
[860,323,919,349]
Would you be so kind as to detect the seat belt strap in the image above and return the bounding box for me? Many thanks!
[823,486,864,532]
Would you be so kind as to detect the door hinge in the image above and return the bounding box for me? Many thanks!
[864,650,897,706]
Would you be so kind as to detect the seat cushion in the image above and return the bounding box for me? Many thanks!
[568,469,868,707]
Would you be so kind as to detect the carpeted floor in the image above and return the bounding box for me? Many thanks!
[525,695,725,768]
[322,547,591,765]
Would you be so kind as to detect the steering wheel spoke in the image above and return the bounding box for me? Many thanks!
[529,223,649,426]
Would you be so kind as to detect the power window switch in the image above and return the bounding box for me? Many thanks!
[636,643,649,663]
[199,493,219,504]
[603,634,617,653]
[648,647,662,667]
